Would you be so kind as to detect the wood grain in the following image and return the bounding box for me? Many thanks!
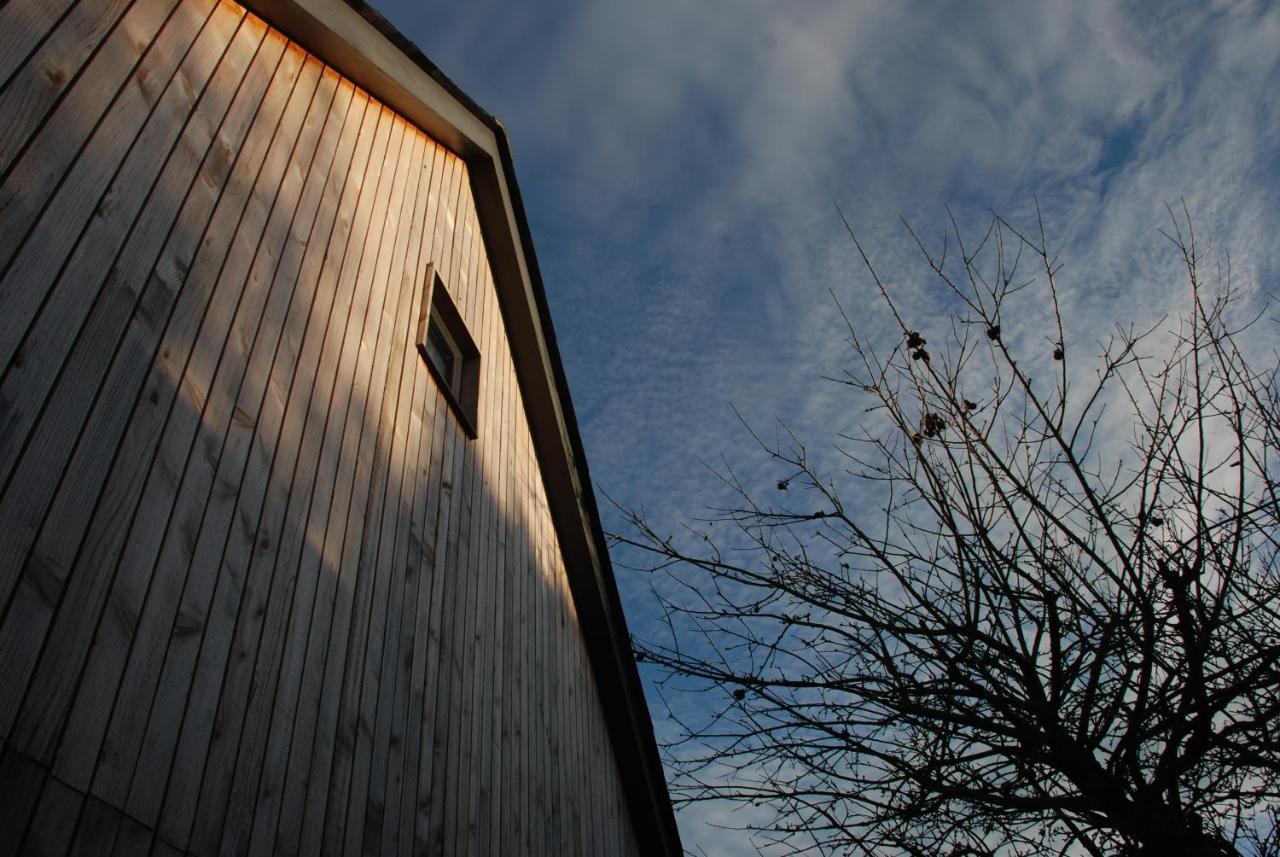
[0,0,202,369]
[4,10,282,768]
[0,5,263,744]
[0,0,134,178]
[0,0,82,92]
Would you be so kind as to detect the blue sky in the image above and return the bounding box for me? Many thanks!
[374,1,1278,852]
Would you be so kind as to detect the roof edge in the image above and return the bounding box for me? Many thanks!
[236,0,683,852]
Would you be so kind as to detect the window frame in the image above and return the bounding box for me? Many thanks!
[417,264,480,438]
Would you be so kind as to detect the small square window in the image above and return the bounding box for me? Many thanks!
[417,264,479,437]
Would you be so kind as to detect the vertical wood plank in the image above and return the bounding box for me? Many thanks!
[436,161,483,857]
[48,23,295,793]
[498,258,519,857]
[573,550,589,854]
[297,115,411,857]
[418,152,470,856]
[224,88,377,857]
[7,13,283,769]
[517,403,535,855]
[542,420,560,852]
[465,200,500,857]
[0,746,47,855]
[540,474,559,851]
[21,773,84,857]
[559,521,574,853]
[0,0,134,175]
[589,634,603,854]
[198,85,377,857]
[500,376,520,855]
[123,51,335,830]
[384,140,446,857]
[204,55,373,844]
[528,413,547,854]
[331,124,427,856]
[0,0,82,91]
[65,794,120,857]
[154,69,356,851]
[0,0,211,618]
[533,412,552,853]
[275,105,402,857]
[488,260,515,857]
[480,252,504,857]
[579,636,591,854]
[482,210,508,857]
[85,34,310,810]
[562,504,579,854]
[394,145,451,857]
[532,430,551,852]
[109,812,153,857]
[458,166,491,857]
[0,4,265,745]
[359,131,438,857]
[551,446,569,852]
[228,95,385,857]
[0,0,205,370]
[412,382,463,855]
[372,136,434,848]
[453,186,490,857]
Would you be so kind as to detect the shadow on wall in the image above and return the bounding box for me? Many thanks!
[0,3,637,854]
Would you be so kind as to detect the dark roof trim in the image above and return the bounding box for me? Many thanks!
[236,0,682,853]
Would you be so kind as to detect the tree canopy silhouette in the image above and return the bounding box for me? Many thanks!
[616,208,1280,856]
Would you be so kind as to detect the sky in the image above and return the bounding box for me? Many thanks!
[372,1,1279,852]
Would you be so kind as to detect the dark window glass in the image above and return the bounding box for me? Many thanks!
[426,321,457,388]
[416,265,480,437]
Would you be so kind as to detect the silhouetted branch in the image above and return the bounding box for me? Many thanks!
[617,210,1279,856]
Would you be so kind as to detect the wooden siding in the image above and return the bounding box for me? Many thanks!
[0,0,647,853]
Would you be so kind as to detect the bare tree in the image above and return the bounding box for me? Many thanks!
[615,208,1280,856]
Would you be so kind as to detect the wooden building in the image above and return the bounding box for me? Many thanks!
[0,0,681,853]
